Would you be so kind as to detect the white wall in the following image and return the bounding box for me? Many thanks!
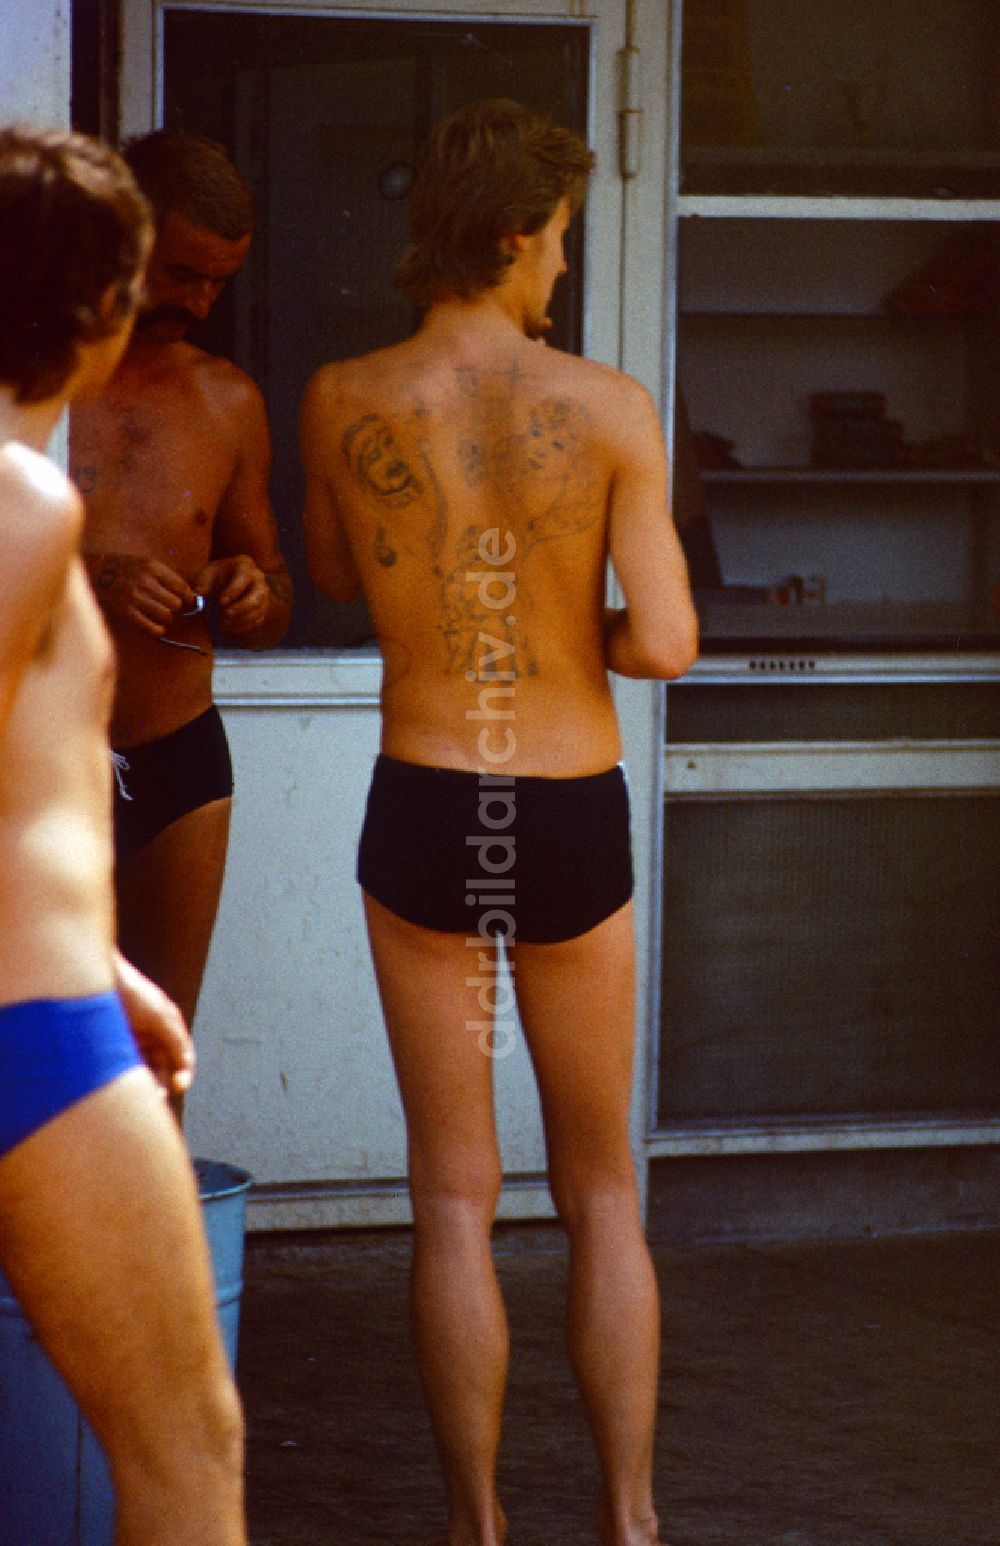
[1,0,73,466]
[0,0,71,128]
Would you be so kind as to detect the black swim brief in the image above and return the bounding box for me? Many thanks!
[111,706,234,865]
[357,754,633,944]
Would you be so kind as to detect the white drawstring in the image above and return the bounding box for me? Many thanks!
[110,751,133,802]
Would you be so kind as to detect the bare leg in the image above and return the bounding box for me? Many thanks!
[509,903,663,1546]
[0,1068,245,1545]
[364,894,508,1546]
[116,797,231,1027]
[116,798,231,1114]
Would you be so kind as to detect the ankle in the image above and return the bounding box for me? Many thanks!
[598,1496,661,1546]
[447,1497,506,1546]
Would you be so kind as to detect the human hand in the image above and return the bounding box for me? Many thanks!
[89,553,198,637]
[113,951,195,1098]
[196,554,272,635]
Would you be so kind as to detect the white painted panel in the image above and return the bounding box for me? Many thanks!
[185,658,549,1199]
[0,0,70,128]
[664,740,1000,797]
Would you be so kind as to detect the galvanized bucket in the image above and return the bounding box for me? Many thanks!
[0,1157,251,1545]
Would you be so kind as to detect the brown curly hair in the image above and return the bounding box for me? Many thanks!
[123,130,254,241]
[395,99,594,307]
[0,125,151,405]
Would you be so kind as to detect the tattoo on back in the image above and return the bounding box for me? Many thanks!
[342,415,423,507]
[340,379,601,678]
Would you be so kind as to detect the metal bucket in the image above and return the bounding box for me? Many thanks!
[0,1157,251,1545]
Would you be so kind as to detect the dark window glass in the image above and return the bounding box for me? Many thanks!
[164,12,590,646]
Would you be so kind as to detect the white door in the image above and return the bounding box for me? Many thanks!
[120,0,670,1229]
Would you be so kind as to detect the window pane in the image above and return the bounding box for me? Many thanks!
[659,793,1000,1123]
[163,12,590,647]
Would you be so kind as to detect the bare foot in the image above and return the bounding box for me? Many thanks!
[598,1501,665,1546]
[425,1503,507,1546]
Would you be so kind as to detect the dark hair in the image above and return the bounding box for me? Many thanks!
[124,130,254,241]
[0,125,151,405]
[395,99,594,307]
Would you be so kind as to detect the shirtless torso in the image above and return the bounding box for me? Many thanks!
[0,445,115,1006]
[70,243,292,1032]
[0,430,244,1543]
[71,337,286,746]
[301,174,695,1546]
[302,309,694,775]
[0,126,246,1544]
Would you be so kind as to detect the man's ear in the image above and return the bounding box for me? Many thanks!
[501,230,531,257]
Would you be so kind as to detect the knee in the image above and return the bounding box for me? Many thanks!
[409,1150,503,1234]
[190,1368,245,1471]
[103,1345,244,1481]
[548,1167,642,1242]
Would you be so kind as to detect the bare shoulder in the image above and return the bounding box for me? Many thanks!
[300,360,348,447]
[188,346,264,415]
[542,349,661,451]
[553,348,656,411]
[301,348,405,452]
[304,343,407,405]
[0,442,82,557]
[0,446,80,651]
[301,358,347,412]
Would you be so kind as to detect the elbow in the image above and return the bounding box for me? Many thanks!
[641,611,699,680]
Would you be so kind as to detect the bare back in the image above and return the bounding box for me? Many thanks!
[0,444,117,1005]
[303,322,640,775]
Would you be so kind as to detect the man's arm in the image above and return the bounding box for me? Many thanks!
[604,378,699,679]
[113,951,194,1099]
[299,367,363,603]
[201,375,293,649]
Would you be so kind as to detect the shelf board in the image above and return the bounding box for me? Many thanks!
[678,195,1000,221]
[702,467,1000,485]
[680,311,965,322]
[683,147,1000,169]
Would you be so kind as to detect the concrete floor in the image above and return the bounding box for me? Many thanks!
[237,1219,1000,1546]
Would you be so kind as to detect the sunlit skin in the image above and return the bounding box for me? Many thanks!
[520,199,569,340]
[1,255,245,1544]
[136,213,252,343]
[301,190,696,1546]
[70,202,292,1039]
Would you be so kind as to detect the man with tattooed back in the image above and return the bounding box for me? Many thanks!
[71,131,292,1056]
[301,100,697,1546]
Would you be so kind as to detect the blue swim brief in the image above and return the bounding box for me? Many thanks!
[0,992,142,1158]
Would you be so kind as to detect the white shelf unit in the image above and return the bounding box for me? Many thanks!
[675,214,1000,604]
[653,0,1000,1161]
[679,197,1000,221]
[702,470,1000,487]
